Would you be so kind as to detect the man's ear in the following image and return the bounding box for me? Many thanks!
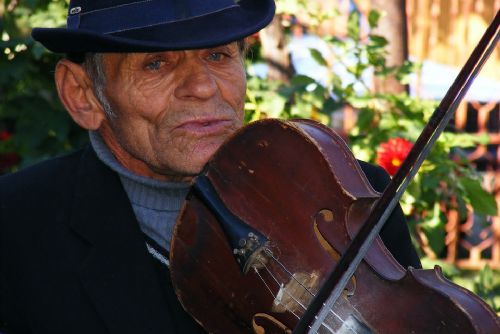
[54,59,107,130]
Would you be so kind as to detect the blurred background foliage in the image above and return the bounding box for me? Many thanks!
[0,0,498,312]
[0,0,86,169]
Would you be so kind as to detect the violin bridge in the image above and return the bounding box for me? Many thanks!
[271,272,320,314]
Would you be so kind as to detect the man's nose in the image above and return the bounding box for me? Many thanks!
[174,61,218,101]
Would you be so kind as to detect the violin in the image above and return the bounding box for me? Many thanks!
[169,10,500,334]
[170,118,499,333]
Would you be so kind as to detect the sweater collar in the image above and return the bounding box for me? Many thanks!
[88,131,190,211]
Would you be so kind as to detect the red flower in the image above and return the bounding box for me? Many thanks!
[0,130,12,141]
[376,138,413,176]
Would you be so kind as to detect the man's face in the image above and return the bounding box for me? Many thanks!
[97,42,246,181]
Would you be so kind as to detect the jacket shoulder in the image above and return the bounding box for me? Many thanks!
[357,160,391,192]
[0,149,84,199]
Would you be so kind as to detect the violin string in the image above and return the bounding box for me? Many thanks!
[264,253,360,334]
[253,264,336,334]
[257,264,341,334]
[260,255,360,334]
[256,260,308,312]
[267,251,316,295]
[257,259,357,334]
[256,258,359,334]
[252,267,305,322]
[271,251,367,333]
[252,266,334,334]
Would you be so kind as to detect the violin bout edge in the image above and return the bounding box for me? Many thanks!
[406,266,500,333]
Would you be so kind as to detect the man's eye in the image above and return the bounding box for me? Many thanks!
[207,52,225,62]
[146,59,164,71]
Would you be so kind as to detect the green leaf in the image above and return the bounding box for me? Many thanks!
[290,74,316,87]
[368,35,388,49]
[324,36,344,46]
[473,265,500,311]
[354,108,374,130]
[308,48,327,67]
[439,132,488,148]
[347,11,360,41]
[420,258,460,276]
[420,203,446,256]
[459,177,498,216]
[367,10,381,29]
[396,60,421,84]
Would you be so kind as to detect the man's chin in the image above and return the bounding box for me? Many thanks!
[155,136,232,180]
[194,138,228,161]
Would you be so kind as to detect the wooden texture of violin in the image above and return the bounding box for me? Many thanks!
[170,119,500,333]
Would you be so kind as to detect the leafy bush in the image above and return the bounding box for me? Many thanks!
[0,0,86,173]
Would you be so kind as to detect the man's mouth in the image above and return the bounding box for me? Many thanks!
[175,119,234,135]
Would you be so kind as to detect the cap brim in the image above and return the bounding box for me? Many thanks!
[32,0,275,53]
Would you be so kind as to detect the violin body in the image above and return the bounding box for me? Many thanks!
[170,119,500,333]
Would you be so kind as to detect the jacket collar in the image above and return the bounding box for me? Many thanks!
[69,146,175,333]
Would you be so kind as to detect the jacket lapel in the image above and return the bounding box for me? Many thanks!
[69,146,175,333]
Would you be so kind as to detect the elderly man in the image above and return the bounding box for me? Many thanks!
[0,0,420,333]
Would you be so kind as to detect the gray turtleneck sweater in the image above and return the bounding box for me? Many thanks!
[89,131,190,253]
